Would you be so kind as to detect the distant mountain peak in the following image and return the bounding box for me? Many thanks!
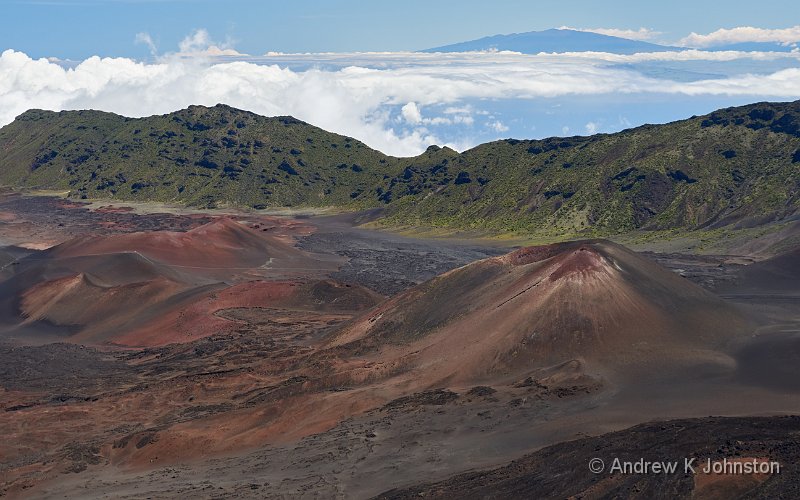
[422,28,681,55]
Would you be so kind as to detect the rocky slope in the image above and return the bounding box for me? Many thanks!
[0,100,798,235]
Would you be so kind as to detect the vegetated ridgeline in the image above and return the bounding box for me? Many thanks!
[0,100,798,235]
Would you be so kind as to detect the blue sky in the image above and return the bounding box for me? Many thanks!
[1,1,799,156]
[2,0,799,59]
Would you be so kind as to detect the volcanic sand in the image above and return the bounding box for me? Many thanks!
[0,198,799,498]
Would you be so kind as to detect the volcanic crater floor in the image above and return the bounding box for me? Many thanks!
[0,193,798,499]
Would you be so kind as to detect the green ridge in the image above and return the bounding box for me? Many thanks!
[0,101,798,236]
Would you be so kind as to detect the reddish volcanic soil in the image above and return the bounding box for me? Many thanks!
[112,279,383,347]
[47,217,312,270]
[0,194,798,499]
[329,240,750,386]
[0,211,344,346]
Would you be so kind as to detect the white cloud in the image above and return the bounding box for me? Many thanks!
[254,49,800,66]
[175,29,245,57]
[559,26,663,41]
[443,105,472,114]
[425,116,451,125]
[406,111,474,128]
[134,32,157,56]
[2,43,800,157]
[679,26,800,48]
[401,101,422,124]
[438,105,474,125]
[487,120,509,133]
[178,29,212,54]
[585,122,599,134]
[665,67,800,96]
[0,50,438,156]
[562,126,570,135]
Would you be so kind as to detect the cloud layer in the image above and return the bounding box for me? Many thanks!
[1,41,800,156]
[680,25,800,48]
